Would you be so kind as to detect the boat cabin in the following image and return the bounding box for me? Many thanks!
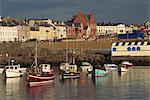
[60,63,78,72]
[39,64,51,72]
[5,65,21,71]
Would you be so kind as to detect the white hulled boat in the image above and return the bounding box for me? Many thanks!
[121,61,133,67]
[118,64,129,72]
[80,62,93,73]
[2,64,23,78]
[104,64,118,71]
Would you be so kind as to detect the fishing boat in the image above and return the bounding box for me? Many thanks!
[121,61,133,67]
[104,64,118,71]
[93,65,108,77]
[26,64,54,86]
[26,40,54,86]
[59,63,80,79]
[118,61,133,72]
[2,64,23,78]
[94,69,108,77]
[118,64,129,72]
[59,38,80,79]
[80,62,93,73]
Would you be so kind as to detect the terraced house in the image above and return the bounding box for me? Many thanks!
[27,19,66,41]
[0,17,30,42]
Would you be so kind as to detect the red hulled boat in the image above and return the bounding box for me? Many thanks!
[27,64,55,86]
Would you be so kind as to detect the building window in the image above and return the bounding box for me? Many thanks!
[127,47,131,51]
[112,48,116,51]
[120,30,123,32]
[137,47,140,51]
[132,47,136,51]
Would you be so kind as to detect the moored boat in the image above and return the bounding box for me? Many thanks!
[93,65,108,77]
[94,69,108,77]
[59,63,80,79]
[104,64,118,71]
[121,61,133,67]
[26,64,55,87]
[26,40,54,86]
[2,64,23,78]
[80,62,93,73]
[118,64,129,72]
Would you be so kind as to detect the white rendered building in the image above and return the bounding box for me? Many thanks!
[97,24,133,36]
[0,25,18,42]
[56,25,66,39]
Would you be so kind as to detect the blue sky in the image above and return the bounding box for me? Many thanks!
[1,0,149,24]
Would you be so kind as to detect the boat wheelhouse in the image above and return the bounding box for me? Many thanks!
[60,63,80,79]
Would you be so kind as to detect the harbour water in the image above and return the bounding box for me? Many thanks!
[0,66,150,100]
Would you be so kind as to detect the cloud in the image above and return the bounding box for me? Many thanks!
[2,0,149,24]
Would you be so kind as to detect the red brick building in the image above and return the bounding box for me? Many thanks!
[66,12,97,39]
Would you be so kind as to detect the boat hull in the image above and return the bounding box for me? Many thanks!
[81,67,93,72]
[120,67,128,72]
[105,67,118,71]
[27,74,54,86]
[61,72,80,79]
[95,69,108,77]
[5,71,23,78]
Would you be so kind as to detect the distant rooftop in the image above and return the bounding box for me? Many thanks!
[97,23,125,26]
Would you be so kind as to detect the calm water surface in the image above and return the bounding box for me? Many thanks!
[0,66,150,100]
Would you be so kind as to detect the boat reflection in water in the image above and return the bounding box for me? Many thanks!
[5,77,20,90]
[0,66,150,100]
[28,84,55,100]
[92,76,107,86]
[4,77,21,100]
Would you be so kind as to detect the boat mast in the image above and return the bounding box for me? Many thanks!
[35,39,38,66]
[66,35,68,63]
[72,42,75,64]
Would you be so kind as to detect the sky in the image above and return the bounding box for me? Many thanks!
[1,0,149,24]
